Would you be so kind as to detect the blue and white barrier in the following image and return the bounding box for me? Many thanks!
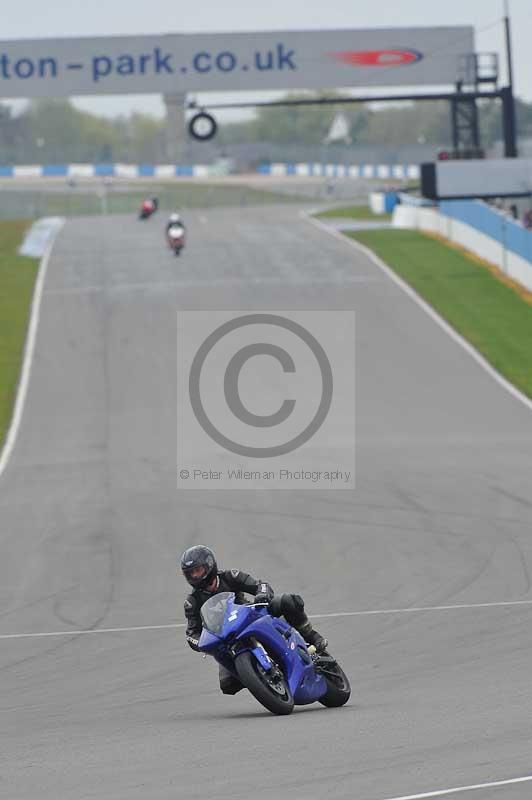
[393,199,532,293]
[0,164,226,179]
[396,191,435,207]
[258,163,419,179]
[0,162,420,180]
[369,191,399,214]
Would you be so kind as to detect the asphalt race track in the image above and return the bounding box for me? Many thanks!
[1,205,532,800]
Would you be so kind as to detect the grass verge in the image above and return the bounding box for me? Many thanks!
[348,228,532,399]
[316,205,391,221]
[0,220,39,451]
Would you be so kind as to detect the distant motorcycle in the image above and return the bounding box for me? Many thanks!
[198,592,351,716]
[139,199,156,220]
[166,223,186,256]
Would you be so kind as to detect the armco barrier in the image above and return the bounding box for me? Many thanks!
[439,200,532,266]
[0,163,420,180]
[393,199,532,293]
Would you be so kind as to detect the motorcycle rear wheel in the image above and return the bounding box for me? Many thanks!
[234,651,294,715]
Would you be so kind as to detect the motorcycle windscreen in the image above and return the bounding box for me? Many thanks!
[200,591,234,635]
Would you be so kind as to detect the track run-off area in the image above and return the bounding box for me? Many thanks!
[1,203,532,799]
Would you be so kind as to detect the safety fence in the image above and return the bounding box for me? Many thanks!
[0,183,305,220]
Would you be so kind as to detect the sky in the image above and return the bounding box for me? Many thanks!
[0,0,529,121]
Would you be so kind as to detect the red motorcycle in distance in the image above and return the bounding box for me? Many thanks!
[138,197,158,220]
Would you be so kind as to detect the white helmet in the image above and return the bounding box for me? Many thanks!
[169,212,181,223]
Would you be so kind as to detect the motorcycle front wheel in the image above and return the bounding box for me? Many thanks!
[234,651,294,715]
[317,655,351,707]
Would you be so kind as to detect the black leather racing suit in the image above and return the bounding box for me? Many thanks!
[166,219,185,233]
[184,569,316,694]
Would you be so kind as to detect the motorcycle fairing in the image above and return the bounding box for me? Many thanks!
[198,594,326,704]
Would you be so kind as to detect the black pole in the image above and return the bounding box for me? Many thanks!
[189,89,499,112]
[451,92,459,150]
[503,0,518,156]
[501,86,517,157]
[504,0,515,89]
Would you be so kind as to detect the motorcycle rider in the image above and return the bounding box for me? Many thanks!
[180,544,328,695]
[139,198,156,218]
[166,212,185,234]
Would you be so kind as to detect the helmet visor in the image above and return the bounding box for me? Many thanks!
[185,564,208,581]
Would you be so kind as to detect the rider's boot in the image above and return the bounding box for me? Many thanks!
[219,664,243,695]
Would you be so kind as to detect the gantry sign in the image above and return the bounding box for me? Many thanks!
[0,27,474,96]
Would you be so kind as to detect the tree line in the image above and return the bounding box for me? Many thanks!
[1,95,532,164]
[219,92,532,150]
[0,100,165,164]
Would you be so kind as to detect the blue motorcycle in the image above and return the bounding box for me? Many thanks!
[198,592,351,715]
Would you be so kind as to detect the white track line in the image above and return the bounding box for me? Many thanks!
[303,212,532,414]
[3,597,532,640]
[0,219,65,481]
[381,773,532,800]
[0,623,186,640]
[312,598,532,619]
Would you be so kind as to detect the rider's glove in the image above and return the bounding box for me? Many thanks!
[254,582,274,607]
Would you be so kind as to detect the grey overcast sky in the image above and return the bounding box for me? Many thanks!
[1,0,530,119]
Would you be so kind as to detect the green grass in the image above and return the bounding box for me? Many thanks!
[0,183,305,220]
[348,228,532,398]
[0,220,39,450]
[316,204,391,221]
